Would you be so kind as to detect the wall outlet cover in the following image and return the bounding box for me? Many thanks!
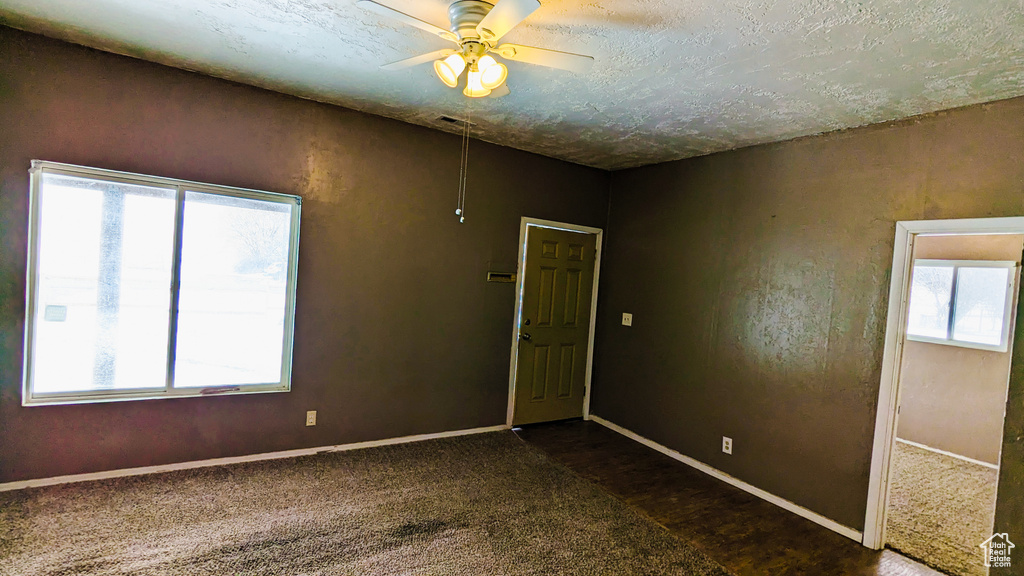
[622,313,633,326]
[722,436,733,454]
[306,410,317,426]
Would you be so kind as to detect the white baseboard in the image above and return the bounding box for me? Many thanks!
[895,437,1000,470]
[0,424,509,492]
[589,415,864,543]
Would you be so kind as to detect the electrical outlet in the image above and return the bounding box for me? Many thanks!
[722,436,733,455]
[622,312,633,326]
[306,410,317,426]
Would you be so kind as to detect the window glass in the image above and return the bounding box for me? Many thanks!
[952,267,1010,346]
[906,266,954,340]
[173,191,292,387]
[31,174,176,394]
[24,163,300,405]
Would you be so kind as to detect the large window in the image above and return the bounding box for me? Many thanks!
[906,259,1018,352]
[23,161,301,405]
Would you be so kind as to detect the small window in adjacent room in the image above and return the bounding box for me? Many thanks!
[23,161,301,405]
[905,259,1018,352]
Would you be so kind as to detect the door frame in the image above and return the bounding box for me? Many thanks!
[506,217,604,428]
[862,216,1024,549]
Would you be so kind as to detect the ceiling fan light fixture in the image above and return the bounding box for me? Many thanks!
[463,69,492,98]
[365,0,593,99]
[476,55,508,90]
[434,53,467,88]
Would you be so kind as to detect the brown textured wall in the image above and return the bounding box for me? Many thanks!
[0,27,609,483]
[592,96,1024,532]
[896,234,1023,465]
[996,266,1024,547]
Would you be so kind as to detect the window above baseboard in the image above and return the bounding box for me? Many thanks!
[905,258,1018,353]
[23,161,302,406]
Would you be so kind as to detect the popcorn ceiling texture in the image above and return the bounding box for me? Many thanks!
[1,0,1022,169]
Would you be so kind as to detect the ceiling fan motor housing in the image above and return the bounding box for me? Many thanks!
[448,1,495,43]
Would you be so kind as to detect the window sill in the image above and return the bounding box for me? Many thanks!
[905,334,1008,353]
[22,385,290,407]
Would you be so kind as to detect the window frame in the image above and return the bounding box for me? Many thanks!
[905,258,1018,353]
[23,160,302,406]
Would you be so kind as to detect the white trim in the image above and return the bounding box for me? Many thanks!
[864,221,914,549]
[0,424,508,492]
[589,415,864,543]
[864,216,1024,550]
[894,438,1000,470]
[901,217,1024,235]
[28,160,302,203]
[915,259,1017,268]
[584,228,603,421]
[506,217,603,427]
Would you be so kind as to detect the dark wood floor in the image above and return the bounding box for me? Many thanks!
[515,420,944,576]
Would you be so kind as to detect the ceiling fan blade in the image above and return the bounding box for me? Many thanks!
[476,0,541,42]
[494,44,594,74]
[488,83,511,98]
[380,49,457,71]
[357,1,457,42]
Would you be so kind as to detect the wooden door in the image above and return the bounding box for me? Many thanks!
[513,226,597,425]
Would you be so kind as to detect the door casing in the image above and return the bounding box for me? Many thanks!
[506,217,603,428]
[864,216,1024,549]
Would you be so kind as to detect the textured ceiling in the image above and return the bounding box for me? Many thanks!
[1,0,1023,170]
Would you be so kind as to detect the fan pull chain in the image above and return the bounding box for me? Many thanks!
[455,105,472,223]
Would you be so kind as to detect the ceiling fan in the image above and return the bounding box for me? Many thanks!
[357,0,594,98]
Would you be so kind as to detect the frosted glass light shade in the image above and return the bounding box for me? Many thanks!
[477,55,508,90]
[434,54,466,88]
[463,69,491,98]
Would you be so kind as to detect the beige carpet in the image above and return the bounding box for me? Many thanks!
[886,440,999,576]
[0,431,734,576]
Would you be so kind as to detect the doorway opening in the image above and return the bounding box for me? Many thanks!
[506,218,603,427]
[865,218,1024,575]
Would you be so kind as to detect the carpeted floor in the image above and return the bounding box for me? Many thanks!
[0,431,734,576]
[886,440,999,576]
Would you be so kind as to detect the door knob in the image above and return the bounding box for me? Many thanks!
[520,332,532,342]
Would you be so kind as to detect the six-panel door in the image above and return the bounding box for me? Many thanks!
[513,226,597,425]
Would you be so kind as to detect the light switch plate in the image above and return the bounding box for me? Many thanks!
[622,313,633,326]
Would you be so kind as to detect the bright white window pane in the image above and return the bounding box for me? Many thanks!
[906,266,954,339]
[173,191,292,388]
[952,267,1010,346]
[31,174,176,394]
